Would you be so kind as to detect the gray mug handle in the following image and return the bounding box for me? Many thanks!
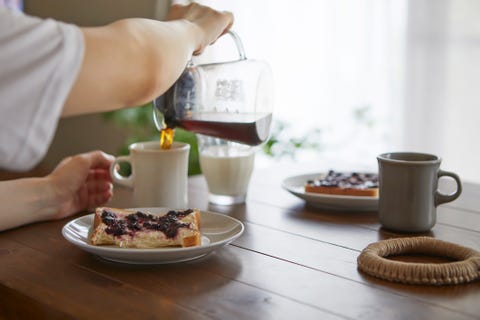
[435,170,462,206]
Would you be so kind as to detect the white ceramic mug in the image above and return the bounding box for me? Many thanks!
[110,141,190,208]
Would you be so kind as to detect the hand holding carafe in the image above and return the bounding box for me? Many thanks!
[153,31,274,146]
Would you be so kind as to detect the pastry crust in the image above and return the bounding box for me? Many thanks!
[305,170,379,197]
[305,185,378,197]
[89,207,201,248]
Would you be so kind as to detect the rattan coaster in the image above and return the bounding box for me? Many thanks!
[357,237,480,285]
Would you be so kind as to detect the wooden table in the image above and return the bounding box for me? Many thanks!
[1,163,479,319]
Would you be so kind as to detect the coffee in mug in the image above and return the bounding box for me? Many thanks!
[110,141,190,208]
[377,152,462,232]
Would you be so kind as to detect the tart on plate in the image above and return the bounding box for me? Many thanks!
[89,207,201,248]
[305,170,379,197]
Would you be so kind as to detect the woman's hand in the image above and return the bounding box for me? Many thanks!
[0,151,114,232]
[167,3,233,55]
[167,3,234,55]
[48,151,114,220]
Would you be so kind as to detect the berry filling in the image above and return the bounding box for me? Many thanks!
[101,209,194,238]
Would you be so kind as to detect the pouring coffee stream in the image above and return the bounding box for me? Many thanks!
[153,31,273,148]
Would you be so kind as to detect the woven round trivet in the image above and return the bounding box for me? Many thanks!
[357,237,480,285]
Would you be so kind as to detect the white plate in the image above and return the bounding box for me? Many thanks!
[62,208,244,264]
[282,173,378,211]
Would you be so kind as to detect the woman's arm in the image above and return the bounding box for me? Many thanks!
[0,151,113,232]
[62,3,233,117]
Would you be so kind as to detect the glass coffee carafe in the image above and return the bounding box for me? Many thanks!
[153,31,273,146]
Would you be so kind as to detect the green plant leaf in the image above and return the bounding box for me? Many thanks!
[173,128,201,175]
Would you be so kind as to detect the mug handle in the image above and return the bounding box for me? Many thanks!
[110,156,134,188]
[435,170,462,206]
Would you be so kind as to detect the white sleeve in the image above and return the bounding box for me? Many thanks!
[0,7,84,171]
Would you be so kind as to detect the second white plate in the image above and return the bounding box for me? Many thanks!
[62,208,244,264]
[282,173,378,211]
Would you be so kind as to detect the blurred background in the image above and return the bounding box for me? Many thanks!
[20,0,480,183]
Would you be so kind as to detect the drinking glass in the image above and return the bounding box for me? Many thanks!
[198,135,255,205]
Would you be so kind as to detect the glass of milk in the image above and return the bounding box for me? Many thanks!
[197,135,255,205]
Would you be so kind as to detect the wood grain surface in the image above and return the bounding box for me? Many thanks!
[0,163,479,320]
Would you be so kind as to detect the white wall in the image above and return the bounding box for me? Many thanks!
[402,0,480,183]
[198,0,480,184]
[442,1,480,184]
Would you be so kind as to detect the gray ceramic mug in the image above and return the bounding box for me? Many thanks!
[377,152,462,232]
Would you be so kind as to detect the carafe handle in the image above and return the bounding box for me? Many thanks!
[228,30,247,61]
[186,30,246,67]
